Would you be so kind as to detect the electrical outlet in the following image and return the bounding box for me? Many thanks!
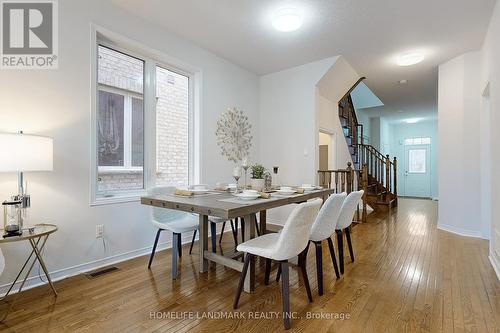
[96,225,104,238]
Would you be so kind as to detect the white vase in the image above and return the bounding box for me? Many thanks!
[251,178,265,191]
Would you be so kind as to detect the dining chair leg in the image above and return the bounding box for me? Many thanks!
[189,229,197,255]
[345,227,355,262]
[177,233,182,257]
[233,253,253,309]
[264,258,272,285]
[241,218,245,242]
[314,241,324,295]
[210,222,217,253]
[230,220,238,246]
[299,250,313,303]
[172,232,179,279]
[254,218,261,237]
[327,237,340,279]
[148,229,162,269]
[336,230,344,274]
[280,261,291,330]
[219,221,226,244]
[276,263,282,282]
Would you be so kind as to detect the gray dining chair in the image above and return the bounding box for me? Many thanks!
[335,190,364,274]
[309,192,347,295]
[147,186,216,279]
[233,198,322,330]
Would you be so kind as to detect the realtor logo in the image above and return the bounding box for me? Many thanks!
[1,0,58,69]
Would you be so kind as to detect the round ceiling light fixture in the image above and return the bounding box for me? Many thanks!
[272,8,303,32]
[397,51,425,66]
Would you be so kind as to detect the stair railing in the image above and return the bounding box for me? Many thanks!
[318,162,368,222]
[358,144,397,202]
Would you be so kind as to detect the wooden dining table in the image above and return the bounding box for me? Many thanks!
[141,188,334,293]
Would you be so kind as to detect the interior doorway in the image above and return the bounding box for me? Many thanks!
[319,131,335,170]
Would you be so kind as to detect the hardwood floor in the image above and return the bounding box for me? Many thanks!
[0,198,499,332]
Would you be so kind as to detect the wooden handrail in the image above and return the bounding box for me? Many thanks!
[340,77,367,101]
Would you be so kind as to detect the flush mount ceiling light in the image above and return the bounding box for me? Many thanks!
[406,118,420,124]
[397,51,425,66]
[272,8,303,32]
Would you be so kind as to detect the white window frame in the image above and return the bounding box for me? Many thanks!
[90,25,201,206]
[404,137,431,146]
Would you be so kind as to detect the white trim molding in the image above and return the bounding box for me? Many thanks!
[489,254,500,281]
[437,222,483,238]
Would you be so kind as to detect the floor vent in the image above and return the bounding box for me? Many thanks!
[84,266,120,279]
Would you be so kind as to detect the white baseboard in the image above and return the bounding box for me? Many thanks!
[437,222,483,238]
[0,232,197,297]
[489,254,500,281]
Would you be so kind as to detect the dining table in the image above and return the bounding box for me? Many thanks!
[141,187,334,293]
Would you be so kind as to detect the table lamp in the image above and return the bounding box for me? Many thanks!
[0,132,53,235]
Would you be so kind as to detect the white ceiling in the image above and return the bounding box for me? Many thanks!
[111,0,496,120]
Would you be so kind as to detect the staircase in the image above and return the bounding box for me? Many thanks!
[318,77,398,221]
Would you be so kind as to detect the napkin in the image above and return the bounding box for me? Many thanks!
[259,192,271,199]
[175,189,194,197]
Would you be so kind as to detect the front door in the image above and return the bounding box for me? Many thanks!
[404,144,431,197]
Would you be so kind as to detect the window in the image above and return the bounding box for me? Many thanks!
[96,45,144,196]
[92,37,196,205]
[408,149,426,173]
[98,87,144,169]
[404,137,431,145]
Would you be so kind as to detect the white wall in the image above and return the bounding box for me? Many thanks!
[480,0,500,277]
[380,118,391,155]
[389,120,439,199]
[370,118,381,150]
[438,52,482,238]
[0,0,260,292]
[316,56,361,170]
[259,56,361,224]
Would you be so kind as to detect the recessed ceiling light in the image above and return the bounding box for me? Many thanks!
[398,79,408,85]
[406,118,420,124]
[272,8,303,32]
[397,51,425,66]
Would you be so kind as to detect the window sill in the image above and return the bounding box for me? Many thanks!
[90,191,146,206]
[98,167,144,174]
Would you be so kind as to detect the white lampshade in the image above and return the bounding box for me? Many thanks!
[0,133,53,172]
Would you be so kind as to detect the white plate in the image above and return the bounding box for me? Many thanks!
[234,193,260,201]
[275,189,296,196]
[300,186,316,192]
[190,189,210,194]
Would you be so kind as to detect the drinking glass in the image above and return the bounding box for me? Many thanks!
[233,166,241,194]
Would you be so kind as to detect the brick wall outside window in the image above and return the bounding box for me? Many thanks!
[97,47,189,193]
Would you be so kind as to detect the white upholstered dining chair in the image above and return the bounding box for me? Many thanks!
[309,192,347,295]
[335,190,364,274]
[233,198,322,330]
[147,186,215,279]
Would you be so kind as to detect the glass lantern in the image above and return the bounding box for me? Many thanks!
[3,200,23,236]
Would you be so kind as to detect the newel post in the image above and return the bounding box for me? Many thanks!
[385,154,390,192]
[393,157,398,199]
[346,162,354,193]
